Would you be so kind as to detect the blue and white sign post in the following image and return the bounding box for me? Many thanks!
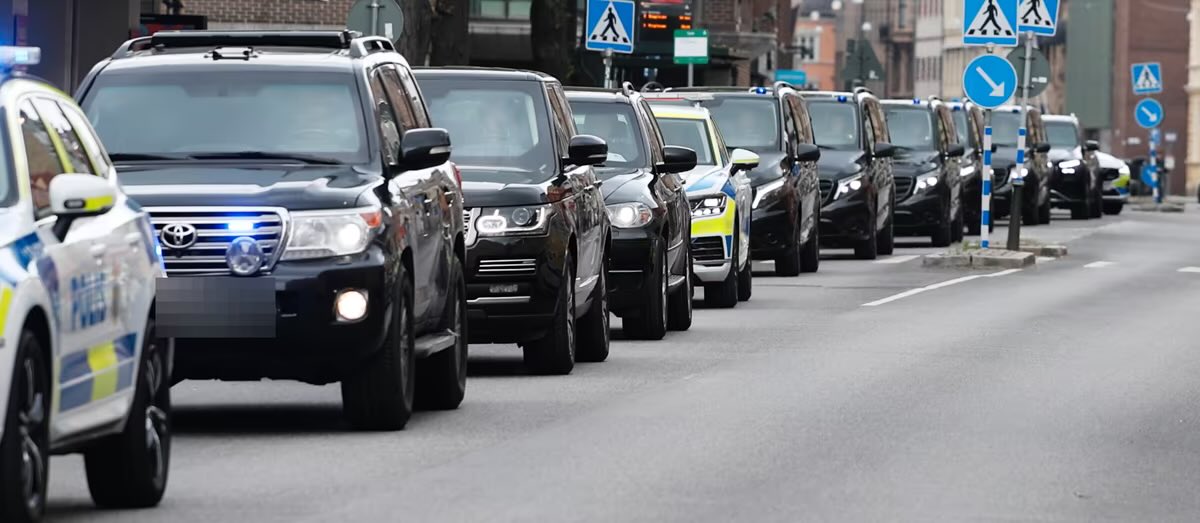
[1131,63,1163,95]
[585,0,636,88]
[1131,63,1165,203]
[962,0,1020,249]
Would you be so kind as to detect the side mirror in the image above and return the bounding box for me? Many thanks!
[49,173,117,241]
[795,143,821,162]
[1034,142,1051,154]
[729,148,760,172]
[398,128,452,173]
[946,144,966,158]
[658,145,698,174]
[873,142,895,158]
[1085,140,1100,152]
[567,134,608,166]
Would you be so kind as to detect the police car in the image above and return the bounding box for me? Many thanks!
[0,48,170,521]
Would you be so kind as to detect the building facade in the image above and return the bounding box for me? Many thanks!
[791,2,838,90]
[837,0,914,98]
[1188,0,1200,196]
[912,0,941,98]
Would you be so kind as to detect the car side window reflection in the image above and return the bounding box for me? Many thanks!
[18,99,66,219]
[370,70,403,166]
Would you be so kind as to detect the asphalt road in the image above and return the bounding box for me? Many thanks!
[46,207,1200,521]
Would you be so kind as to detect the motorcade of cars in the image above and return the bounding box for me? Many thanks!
[76,31,468,431]
[988,105,1054,225]
[0,46,172,521]
[650,104,757,307]
[414,67,611,374]
[1043,114,1103,220]
[643,83,822,275]
[880,98,966,246]
[565,84,696,338]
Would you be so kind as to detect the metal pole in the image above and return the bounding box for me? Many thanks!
[981,111,993,249]
[369,0,382,36]
[1008,31,1034,251]
[603,49,614,89]
[688,63,694,87]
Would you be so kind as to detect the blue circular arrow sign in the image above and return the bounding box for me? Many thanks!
[962,54,1018,109]
[1135,98,1163,129]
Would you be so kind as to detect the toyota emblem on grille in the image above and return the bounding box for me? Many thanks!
[160,223,198,250]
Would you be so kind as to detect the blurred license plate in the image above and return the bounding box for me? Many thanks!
[155,277,276,338]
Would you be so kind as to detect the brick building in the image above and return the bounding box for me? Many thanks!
[836,0,914,98]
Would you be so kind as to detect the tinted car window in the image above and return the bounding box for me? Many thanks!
[990,111,1022,146]
[884,107,936,149]
[808,101,860,149]
[1045,122,1078,148]
[656,118,715,166]
[422,78,555,182]
[952,110,971,147]
[697,97,780,151]
[569,101,647,172]
[81,71,368,163]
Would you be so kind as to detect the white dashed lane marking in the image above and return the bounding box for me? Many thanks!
[1179,267,1200,273]
[862,269,1022,307]
[874,255,920,264]
[1084,261,1117,269]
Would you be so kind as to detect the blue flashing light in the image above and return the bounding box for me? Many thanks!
[836,95,848,103]
[0,46,40,69]
[753,87,769,95]
[913,98,922,105]
[225,220,256,232]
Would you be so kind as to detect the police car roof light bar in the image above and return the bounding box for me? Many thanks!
[620,81,637,96]
[0,46,40,68]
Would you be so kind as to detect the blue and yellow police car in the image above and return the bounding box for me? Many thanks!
[0,47,170,521]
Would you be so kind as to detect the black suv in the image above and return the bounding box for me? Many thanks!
[644,84,822,275]
[881,98,966,246]
[566,85,696,340]
[414,67,611,374]
[77,31,468,430]
[989,105,1053,225]
[947,100,987,234]
[1044,114,1103,220]
[804,89,896,259]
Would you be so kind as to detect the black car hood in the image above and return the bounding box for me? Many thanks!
[892,149,939,178]
[598,168,653,202]
[747,150,789,187]
[817,149,865,180]
[116,162,378,210]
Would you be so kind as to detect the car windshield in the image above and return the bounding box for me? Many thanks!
[697,97,780,151]
[883,107,935,149]
[569,101,647,174]
[952,110,972,147]
[1045,121,1079,149]
[80,70,368,164]
[990,111,1022,146]
[656,118,716,166]
[420,78,556,183]
[808,101,860,149]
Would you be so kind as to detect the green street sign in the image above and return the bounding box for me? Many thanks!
[674,28,709,65]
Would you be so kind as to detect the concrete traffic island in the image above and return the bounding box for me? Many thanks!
[923,246,1036,269]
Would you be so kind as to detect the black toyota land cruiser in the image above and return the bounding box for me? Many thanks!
[804,88,896,259]
[77,31,468,431]
[644,84,822,275]
[566,84,696,340]
[1044,113,1102,220]
[881,98,966,246]
[414,67,611,374]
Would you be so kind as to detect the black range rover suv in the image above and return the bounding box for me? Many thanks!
[566,85,696,339]
[881,98,966,246]
[414,67,611,374]
[77,31,468,430]
[645,84,822,275]
[804,89,896,259]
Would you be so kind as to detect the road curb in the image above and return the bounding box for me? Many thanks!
[1020,244,1068,257]
[923,249,1035,269]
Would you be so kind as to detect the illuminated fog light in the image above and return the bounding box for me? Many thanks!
[226,220,256,232]
[335,289,369,322]
[489,283,519,294]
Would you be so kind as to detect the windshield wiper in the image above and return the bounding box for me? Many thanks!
[109,153,187,162]
[188,151,343,165]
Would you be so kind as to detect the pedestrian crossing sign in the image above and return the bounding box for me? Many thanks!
[586,0,635,54]
[1017,0,1059,36]
[1131,62,1163,95]
[962,0,1018,47]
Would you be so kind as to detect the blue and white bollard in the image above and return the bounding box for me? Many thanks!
[981,126,993,249]
[1150,131,1161,204]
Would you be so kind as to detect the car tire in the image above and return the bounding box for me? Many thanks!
[775,216,803,277]
[575,262,610,362]
[877,198,896,255]
[85,320,171,508]
[0,328,50,523]
[624,244,668,341]
[1089,185,1104,218]
[415,256,468,411]
[523,256,576,374]
[1103,201,1124,215]
[341,265,416,430]
[1038,190,1052,224]
[705,236,739,308]
[931,199,952,247]
[855,209,879,260]
[1071,197,1089,220]
[737,252,753,302]
[667,250,694,331]
[800,213,820,273]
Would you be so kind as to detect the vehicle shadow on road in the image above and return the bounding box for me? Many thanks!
[172,404,349,434]
[467,354,533,377]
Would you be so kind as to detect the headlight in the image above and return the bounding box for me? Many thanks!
[607,202,654,228]
[1058,159,1081,169]
[691,195,727,218]
[752,178,786,209]
[960,164,976,177]
[1009,165,1029,181]
[834,174,864,200]
[914,171,940,193]
[282,207,383,261]
[474,205,551,237]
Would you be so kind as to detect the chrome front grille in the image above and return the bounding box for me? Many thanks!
[819,179,834,202]
[477,258,537,277]
[148,207,286,276]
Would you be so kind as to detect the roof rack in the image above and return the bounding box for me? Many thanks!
[149,30,358,50]
[852,86,873,95]
[641,81,665,93]
[620,81,638,96]
[773,81,794,92]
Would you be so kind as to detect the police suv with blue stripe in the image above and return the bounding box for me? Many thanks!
[0,47,171,522]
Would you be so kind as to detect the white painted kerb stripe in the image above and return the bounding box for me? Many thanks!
[1084,261,1116,269]
[861,269,1021,307]
[875,255,920,264]
[1178,267,1200,273]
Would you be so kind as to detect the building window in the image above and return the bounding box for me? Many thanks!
[472,0,531,19]
[795,31,820,63]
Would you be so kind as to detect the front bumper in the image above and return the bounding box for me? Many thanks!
[465,234,568,345]
[1050,167,1089,206]
[749,197,796,259]
[819,188,871,245]
[607,226,659,315]
[894,185,945,234]
[162,246,392,385]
